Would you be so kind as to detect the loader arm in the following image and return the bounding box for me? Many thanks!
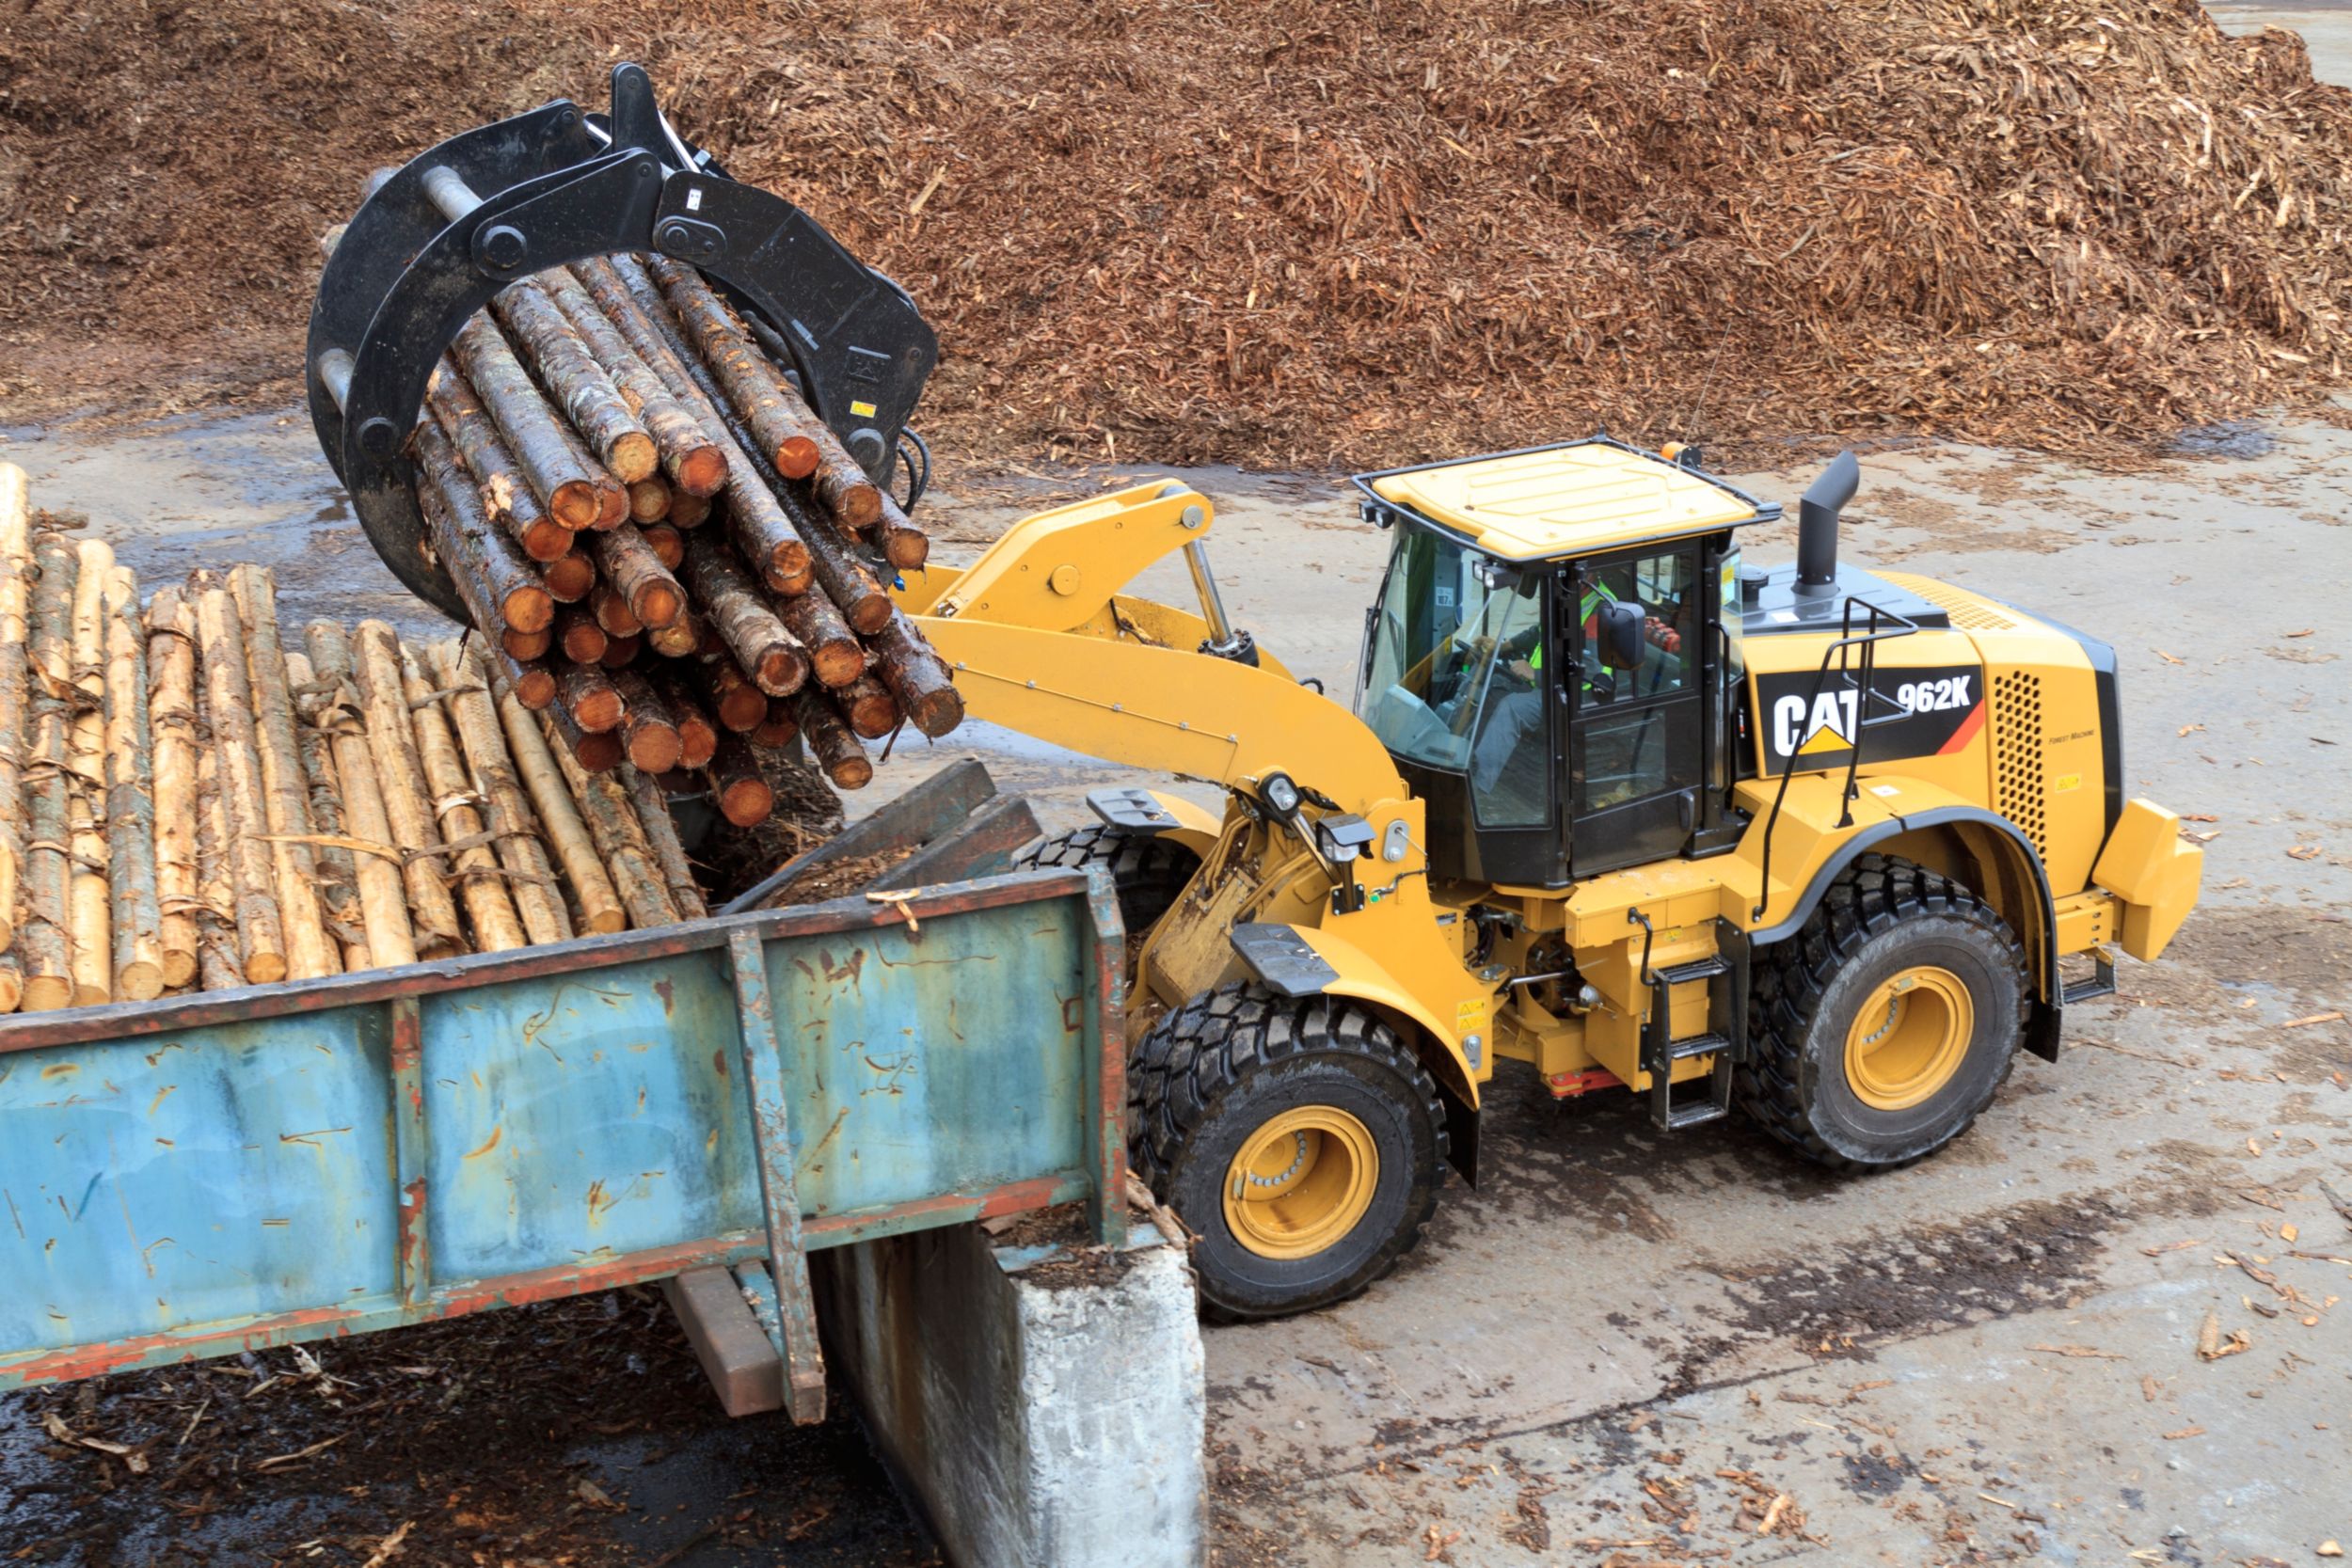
[899,480,1407,812]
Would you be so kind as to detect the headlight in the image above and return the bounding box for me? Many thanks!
[1260,771,1301,816]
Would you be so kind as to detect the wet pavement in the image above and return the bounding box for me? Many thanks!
[4,398,2349,1563]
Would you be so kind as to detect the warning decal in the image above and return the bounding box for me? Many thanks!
[1754,664,1985,776]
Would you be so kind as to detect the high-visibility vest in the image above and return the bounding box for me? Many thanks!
[1570,580,1618,684]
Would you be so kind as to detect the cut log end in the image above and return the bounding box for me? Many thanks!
[716,775,775,828]
[628,727,683,776]
[675,447,729,499]
[548,479,604,531]
[775,436,819,481]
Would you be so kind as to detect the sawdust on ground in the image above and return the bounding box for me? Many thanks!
[3,0,2349,467]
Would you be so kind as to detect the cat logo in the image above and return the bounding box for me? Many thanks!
[1755,665,1986,776]
[1773,689,1860,760]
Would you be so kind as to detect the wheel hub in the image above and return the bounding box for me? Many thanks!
[1843,964,1973,1111]
[1222,1107,1378,1260]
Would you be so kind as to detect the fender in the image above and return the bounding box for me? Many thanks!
[1750,800,2063,1062]
[1229,920,1486,1187]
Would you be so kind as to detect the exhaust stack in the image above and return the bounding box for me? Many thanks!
[1795,451,1859,598]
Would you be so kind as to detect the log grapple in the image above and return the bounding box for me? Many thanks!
[307,63,936,621]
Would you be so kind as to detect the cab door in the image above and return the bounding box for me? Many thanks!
[1566,545,1704,879]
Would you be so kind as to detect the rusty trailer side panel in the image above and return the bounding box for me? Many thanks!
[0,869,1127,1394]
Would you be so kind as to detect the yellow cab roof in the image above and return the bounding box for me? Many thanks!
[1362,439,1769,562]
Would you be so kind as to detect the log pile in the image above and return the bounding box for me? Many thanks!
[384,250,964,808]
[0,467,799,1015]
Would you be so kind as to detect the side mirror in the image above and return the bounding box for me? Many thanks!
[1599,600,1646,671]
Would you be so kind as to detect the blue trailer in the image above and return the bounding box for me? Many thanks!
[0,868,1127,1424]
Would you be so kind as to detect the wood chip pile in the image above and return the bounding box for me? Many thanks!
[355,248,965,791]
[0,466,752,1015]
[5,1,2349,459]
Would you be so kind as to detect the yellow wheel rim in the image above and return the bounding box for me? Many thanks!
[1221,1106,1379,1260]
[1844,964,1974,1112]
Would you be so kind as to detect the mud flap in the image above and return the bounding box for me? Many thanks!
[1437,1077,1479,1188]
[2025,995,2061,1064]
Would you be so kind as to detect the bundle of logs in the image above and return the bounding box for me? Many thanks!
[0,467,763,1014]
[318,243,964,795]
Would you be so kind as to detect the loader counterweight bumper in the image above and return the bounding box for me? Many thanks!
[2091,798,2203,962]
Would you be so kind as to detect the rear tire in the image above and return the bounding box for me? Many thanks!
[1131,983,1447,1321]
[1017,823,1200,935]
[1738,854,2028,1172]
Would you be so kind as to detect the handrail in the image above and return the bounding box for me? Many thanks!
[1748,598,1921,919]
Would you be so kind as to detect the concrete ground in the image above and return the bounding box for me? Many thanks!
[3,406,2346,1565]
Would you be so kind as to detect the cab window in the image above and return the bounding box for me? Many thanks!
[1577,549,1695,705]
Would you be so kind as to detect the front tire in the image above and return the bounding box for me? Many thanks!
[1738,854,2029,1171]
[1130,984,1447,1321]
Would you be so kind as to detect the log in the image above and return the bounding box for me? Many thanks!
[415,420,554,635]
[592,581,643,641]
[587,524,684,630]
[667,488,713,530]
[539,709,679,928]
[696,657,771,733]
[609,668,683,775]
[352,620,465,957]
[437,643,572,947]
[67,548,111,1006]
[596,632,643,671]
[502,625,553,663]
[282,650,368,967]
[305,621,419,971]
[646,666,719,770]
[450,313,619,530]
[623,767,707,920]
[751,698,800,752]
[792,689,872,790]
[494,277,659,483]
[193,746,243,991]
[144,586,201,987]
[546,700,624,771]
[645,610,702,659]
[426,358,573,562]
[102,567,165,1000]
[413,471,559,711]
[869,606,967,738]
[537,265,727,498]
[543,548,596,603]
[493,677,626,935]
[0,462,33,961]
[230,564,338,982]
[778,480,894,634]
[834,672,902,740]
[640,256,820,481]
[640,522,684,570]
[677,531,807,697]
[19,534,80,1007]
[774,589,866,689]
[707,732,779,826]
[572,258,812,591]
[643,258,884,534]
[868,492,930,573]
[554,603,608,665]
[195,585,289,985]
[557,661,625,734]
[628,478,671,525]
[402,643,524,952]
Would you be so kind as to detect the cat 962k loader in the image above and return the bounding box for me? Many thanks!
[315,69,2204,1323]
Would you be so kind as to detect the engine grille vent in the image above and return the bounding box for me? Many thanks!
[1883,573,2021,633]
[1992,670,2046,858]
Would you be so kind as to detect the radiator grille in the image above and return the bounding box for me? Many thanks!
[1992,671,2046,857]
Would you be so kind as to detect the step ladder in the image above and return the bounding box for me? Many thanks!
[1632,918,1751,1132]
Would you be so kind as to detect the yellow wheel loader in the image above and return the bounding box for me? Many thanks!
[903,439,2203,1319]
[309,72,2201,1323]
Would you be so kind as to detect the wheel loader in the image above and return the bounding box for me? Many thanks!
[310,69,2205,1323]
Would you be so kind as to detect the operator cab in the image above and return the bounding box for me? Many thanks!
[1353,437,1774,889]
